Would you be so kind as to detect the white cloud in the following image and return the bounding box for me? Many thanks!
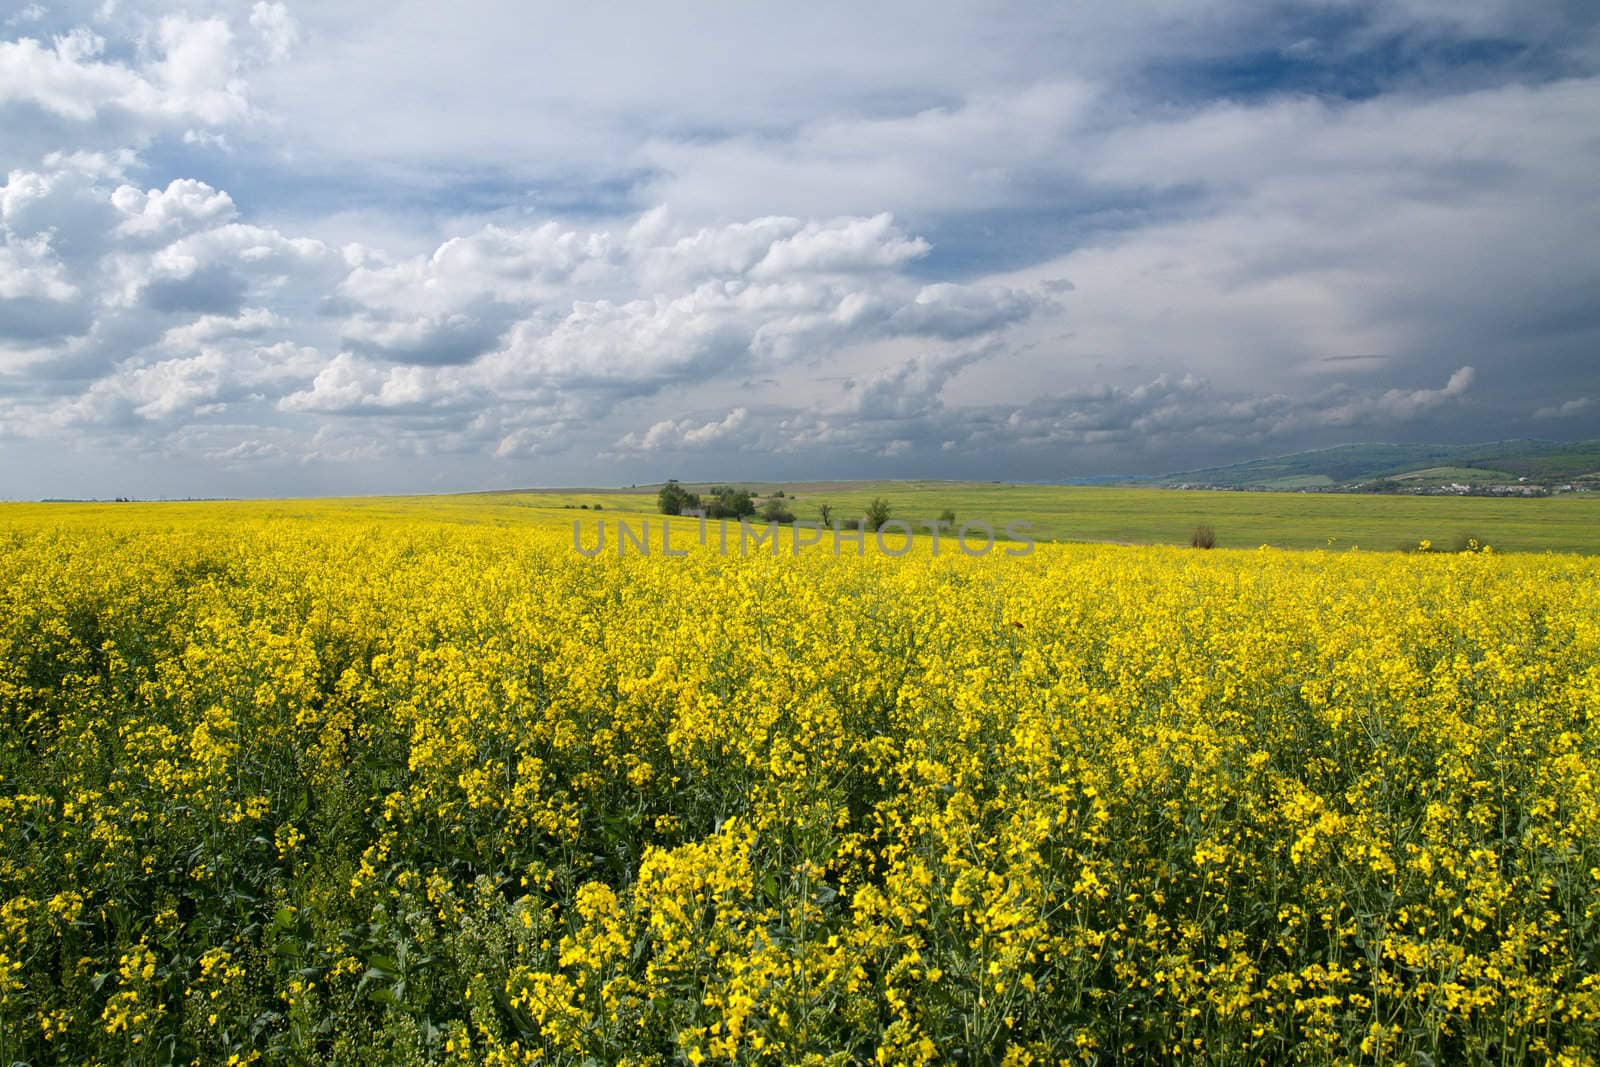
[0,230,79,302]
[112,178,236,240]
[0,30,137,121]
[639,81,1100,222]
[147,16,248,126]
[116,221,335,314]
[40,148,137,180]
[277,352,469,414]
[325,211,1044,390]
[0,17,246,126]
[1534,396,1594,419]
[837,348,992,420]
[748,214,929,276]
[249,2,301,63]
[615,407,749,452]
[159,306,284,349]
[49,339,323,427]
[274,352,374,413]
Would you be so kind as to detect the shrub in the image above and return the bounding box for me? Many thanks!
[759,499,795,524]
[865,497,892,532]
[938,508,956,526]
[1191,524,1216,549]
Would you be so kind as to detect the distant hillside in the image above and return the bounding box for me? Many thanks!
[1160,440,1600,493]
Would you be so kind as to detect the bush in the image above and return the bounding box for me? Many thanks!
[1191,524,1216,549]
[938,508,956,526]
[759,499,795,524]
[865,497,892,532]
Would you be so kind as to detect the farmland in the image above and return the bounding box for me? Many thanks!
[16,479,1600,553]
[2,501,1599,1063]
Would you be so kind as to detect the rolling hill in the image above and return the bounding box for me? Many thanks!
[1158,439,1600,491]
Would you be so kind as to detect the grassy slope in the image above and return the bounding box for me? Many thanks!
[10,482,1600,553]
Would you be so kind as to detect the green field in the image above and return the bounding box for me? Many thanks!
[681,482,1600,553]
[13,481,1600,553]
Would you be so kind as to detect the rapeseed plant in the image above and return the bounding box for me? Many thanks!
[0,507,1596,1063]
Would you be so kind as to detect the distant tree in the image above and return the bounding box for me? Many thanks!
[657,479,701,516]
[817,503,833,527]
[865,497,892,531]
[938,508,956,526]
[1191,524,1216,549]
[706,488,756,519]
[760,498,795,524]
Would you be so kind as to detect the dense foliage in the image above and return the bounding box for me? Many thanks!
[1,511,1598,1064]
[656,481,701,517]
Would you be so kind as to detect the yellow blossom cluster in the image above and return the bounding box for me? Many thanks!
[0,508,1597,1063]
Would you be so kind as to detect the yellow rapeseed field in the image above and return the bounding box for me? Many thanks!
[1,506,1598,1064]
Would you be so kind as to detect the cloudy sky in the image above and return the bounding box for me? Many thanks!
[2,1,1597,497]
